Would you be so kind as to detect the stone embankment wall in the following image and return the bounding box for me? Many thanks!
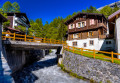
[62,51,120,83]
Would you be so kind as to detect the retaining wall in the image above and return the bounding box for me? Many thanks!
[63,51,120,83]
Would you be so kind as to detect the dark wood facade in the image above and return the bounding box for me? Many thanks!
[7,16,13,28]
[65,13,108,40]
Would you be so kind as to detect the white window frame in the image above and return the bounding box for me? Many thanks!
[69,24,75,29]
[77,21,86,28]
[76,17,79,20]
[90,19,95,25]
[71,24,73,29]
[73,33,79,38]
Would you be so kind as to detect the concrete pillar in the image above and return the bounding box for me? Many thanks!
[22,50,26,65]
[42,49,45,58]
[56,46,63,55]
[115,17,120,59]
[107,21,109,35]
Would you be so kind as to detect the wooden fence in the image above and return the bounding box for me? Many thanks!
[2,32,66,44]
[63,45,120,63]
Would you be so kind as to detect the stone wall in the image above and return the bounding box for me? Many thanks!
[63,51,120,83]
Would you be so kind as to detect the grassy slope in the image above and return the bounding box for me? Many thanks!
[65,48,120,65]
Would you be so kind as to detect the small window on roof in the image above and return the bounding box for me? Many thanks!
[83,15,86,18]
[76,17,79,20]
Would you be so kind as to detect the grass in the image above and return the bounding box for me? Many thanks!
[58,63,97,83]
[65,48,120,65]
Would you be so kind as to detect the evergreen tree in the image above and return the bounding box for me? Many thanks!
[112,3,119,13]
[2,1,20,13]
[100,6,113,18]
[2,1,12,13]
[12,2,20,12]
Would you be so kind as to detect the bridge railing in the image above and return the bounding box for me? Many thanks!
[2,32,66,44]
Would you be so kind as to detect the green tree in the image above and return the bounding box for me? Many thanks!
[2,1,12,13]
[2,1,20,13]
[112,3,119,13]
[100,6,113,18]
[12,2,20,12]
[28,18,44,37]
[0,8,7,17]
[15,25,26,32]
[82,6,99,13]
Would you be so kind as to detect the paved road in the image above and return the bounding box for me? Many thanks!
[12,50,89,83]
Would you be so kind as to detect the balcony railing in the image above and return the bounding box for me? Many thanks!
[98,23,107,29]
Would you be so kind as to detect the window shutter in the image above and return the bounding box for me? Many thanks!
[85,21,86,26]
[72,34,73,39]
[73,24,75,28]
[69,25,71,29]
[76,23,78,28]
[79,33,81,38]
[90,19,91,25]
[92,32,94,36]
[87,32,89,37]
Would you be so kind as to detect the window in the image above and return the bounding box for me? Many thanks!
[69,24,75,29]
[88,31,93,37]
[90,19,95,25]
[106,41,111,44]
[78,23,81,28]
[82,22,85,27]
[73,33,79,38]
[76,17,79,20]
[83,43,87,47]
[71,24,73,29]
[73,42,77,46]
[77,21,86,28]
[89,40,94,45]
[83,16,86,18]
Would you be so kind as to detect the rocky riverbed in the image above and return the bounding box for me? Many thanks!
[12,50,88,83]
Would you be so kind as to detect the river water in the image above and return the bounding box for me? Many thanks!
[12,50,89,83]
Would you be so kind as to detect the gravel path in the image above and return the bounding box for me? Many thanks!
[12,50,89,83]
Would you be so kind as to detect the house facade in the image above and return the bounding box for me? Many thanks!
[65,13,115,51]
[6,13,30,34]
[108,9,120,58]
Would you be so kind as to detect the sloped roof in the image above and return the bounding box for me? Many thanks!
[65,12,107,25]
[7,12,30,24]
[108,9,120,20]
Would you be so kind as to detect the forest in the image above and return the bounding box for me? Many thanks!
[0,1,120,40]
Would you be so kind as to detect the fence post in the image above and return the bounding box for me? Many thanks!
[111,51,114,63]
[50,39,51,44]
[81,48,83,55]
[68,46,69,51]
[62,40,63,44]
[33,36,35,42]
[44,38,45,43]
[25,34,26,41]
[73,47,74,53]
[13,32,15,40]
[93,49,95,59]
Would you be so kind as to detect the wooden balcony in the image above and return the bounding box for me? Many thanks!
[99,34,114,39]
[98,23,107,29]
